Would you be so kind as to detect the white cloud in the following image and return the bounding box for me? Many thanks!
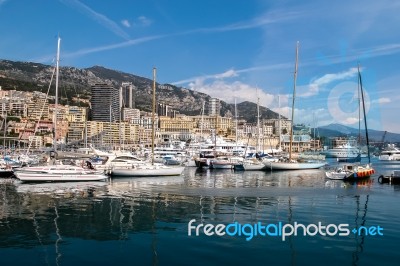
[188,78,274,106]
[121,19,131,28]
[372,97,391,104]
[60,0,130,40]
[298,67,359,97]
[193,10,301,33]
[214,69,238,79]
[137,16,152,26]
[33,35,166,62]
[173,63,292,86]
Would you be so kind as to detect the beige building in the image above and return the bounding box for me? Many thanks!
[28,97,49,120]
[49,104,69,122]
[68,121,139,148]
[66,105,87,122]
[265,118,292,136]
[27,135,43,149]
[158,115,196,140]
[190,115,233,135]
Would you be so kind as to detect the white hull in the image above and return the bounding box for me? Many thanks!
[111,165,185,177]
[321,150,359,158]
[241,159,268,170]
[265,161,326,170]
[325,171,349,180]
[15,171,108,182]
[378,155,400,161]
[243,163,266,170]
[211,163,233,169]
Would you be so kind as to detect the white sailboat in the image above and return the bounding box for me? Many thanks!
[235,94,268,171]
[110,68,185,177]
[14,37,108,182]
[325,64,375,180]
[265,42,326,170]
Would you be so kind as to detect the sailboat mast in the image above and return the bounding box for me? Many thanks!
[256,88,260,152]
[200,100,205,141]
[289,41,299,160]
[151,67,156,165]
[358,64,371,164]
[278,95,281,150]
[54,37,61,152]
[235,98,238,145]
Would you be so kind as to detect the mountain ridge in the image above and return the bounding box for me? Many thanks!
[317,123,400,142]
[0,59,283,122]
[2,59,399,140]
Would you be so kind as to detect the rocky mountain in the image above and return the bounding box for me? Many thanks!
[316,123,400,143]
[0,60,282,121]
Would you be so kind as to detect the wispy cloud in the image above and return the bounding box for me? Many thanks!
[0,0,7,7]
[121,16,152,28]
[59,0,130,40]
[298,67,359,97]
[121,19,131,28]
[137,16,152,27]
[176,10,300,36]
[372,97,391,104]
[309,43,400,66]
[173,63,291,86]
[187,78,275,106]
[33,35,166,62]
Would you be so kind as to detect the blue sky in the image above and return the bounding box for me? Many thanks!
[0,0,399,133]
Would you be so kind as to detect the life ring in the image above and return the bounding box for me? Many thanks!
[378,175,384,184]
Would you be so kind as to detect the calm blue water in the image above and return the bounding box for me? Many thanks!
[1,158,399,266]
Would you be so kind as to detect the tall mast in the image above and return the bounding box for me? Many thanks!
[151,67,156,165]
[53,36,61,152]
[235,98,238,145]
[278,95,282,150]
[256,88,260,152]
[289,41,299,160]
[109,104,112,149]
[200,100,205,141]
[358,64,371,164]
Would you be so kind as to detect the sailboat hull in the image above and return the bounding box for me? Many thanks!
[110,166,185,177]
[265,161,326,170]
[14,172,108,182]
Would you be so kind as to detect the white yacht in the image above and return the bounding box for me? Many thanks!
[320,142,360,158]
[379,144,400,161]
[14,164,108,182]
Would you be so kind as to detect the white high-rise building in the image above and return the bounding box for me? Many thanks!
[208,98,220,116]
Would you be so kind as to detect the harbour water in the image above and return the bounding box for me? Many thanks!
[1,158,399,265]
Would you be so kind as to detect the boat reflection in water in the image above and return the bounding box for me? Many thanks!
[185,167,327,189]
[0,161,399,265]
